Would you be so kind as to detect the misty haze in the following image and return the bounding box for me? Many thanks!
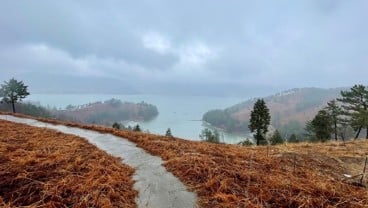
[1,1,368,207]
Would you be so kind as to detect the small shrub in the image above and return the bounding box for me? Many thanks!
[199,128,221,143]
[270,130,284,145]
[165,128,173,137]
[112,122,121,129]
[288,134,299,143]
[238,139,254,146]
[133,124,141,132]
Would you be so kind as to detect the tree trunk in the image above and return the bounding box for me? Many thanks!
[11,101,16,113]
[355,126,362,139]
[256,130,260,145]
[334,121,337,141]
[366,127,368,139]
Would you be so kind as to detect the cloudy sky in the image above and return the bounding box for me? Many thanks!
[1,0,367,96]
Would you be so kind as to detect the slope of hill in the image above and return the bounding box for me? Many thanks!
[203,87,344,135]
[0,102,52,118]
[0,119,137,207]
[52,98,158,125]
[0,98,158,126]
[6,113,368,207]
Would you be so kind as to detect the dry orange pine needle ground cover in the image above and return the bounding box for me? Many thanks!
[4,113,368,207]
[0,119,137,208]
[123,134,368,207]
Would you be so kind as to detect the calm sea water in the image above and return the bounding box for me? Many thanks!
[26,94,248,144]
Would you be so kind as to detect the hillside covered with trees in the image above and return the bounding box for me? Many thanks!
[305,84,368,142]
[51,99,158,125]
[0,78,159,127]
[203,87,343,136]
[0,99,158,126]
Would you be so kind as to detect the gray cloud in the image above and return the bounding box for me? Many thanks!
[1,0,368,95]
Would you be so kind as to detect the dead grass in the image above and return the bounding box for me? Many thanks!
[0,119,137,208]
[3,113,368,207]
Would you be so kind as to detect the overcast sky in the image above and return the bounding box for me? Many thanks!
[1,0,367,95]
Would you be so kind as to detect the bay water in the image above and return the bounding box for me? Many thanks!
[26,94,248,144]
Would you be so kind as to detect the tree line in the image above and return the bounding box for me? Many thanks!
[0,78,158,125]
[2,78,367,145]
[307,84,368,141]
[175,84,368,145]
[247,84,368,145]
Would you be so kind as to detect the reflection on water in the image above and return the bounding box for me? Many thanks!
[26,94,250,144]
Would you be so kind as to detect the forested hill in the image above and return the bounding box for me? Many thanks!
[203,87,344,135]
[52,99,158,125]
[0,99,158,125]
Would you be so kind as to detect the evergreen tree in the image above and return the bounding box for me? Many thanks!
[0,78,30,113]
[306,109,333,142]
[248,99,271,145]
[199,128,221,143]
[133,124,141,132]
[324,99,343,141]
[288,134,299,143]
[112,122,121,129]
[338,84,368,139]
[269,130,284,145]
[337,120,353,142]
[238,139,254,146]
[165,128,173,137]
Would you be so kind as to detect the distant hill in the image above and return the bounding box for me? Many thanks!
[52,99,158,125]
[203,87,345,136]
[0,99,158,126]
[0,102,52,118]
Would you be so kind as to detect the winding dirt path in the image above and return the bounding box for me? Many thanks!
[0,115,197,208]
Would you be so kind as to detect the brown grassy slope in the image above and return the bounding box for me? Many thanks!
[130,137,368,208]
[4,113,368,207]
[0,120,137,208]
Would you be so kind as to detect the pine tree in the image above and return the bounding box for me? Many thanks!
[306,109,333,142]
[112,122,121,129]
[199,128,220,143]
[165,128,173,137]
[324,99,343,141]
[248,99,271,145]
[133,124,141,132]
[0,78,30,113]
[288,134,299,143]
[338,85,368,139]
[270,130,284,145]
